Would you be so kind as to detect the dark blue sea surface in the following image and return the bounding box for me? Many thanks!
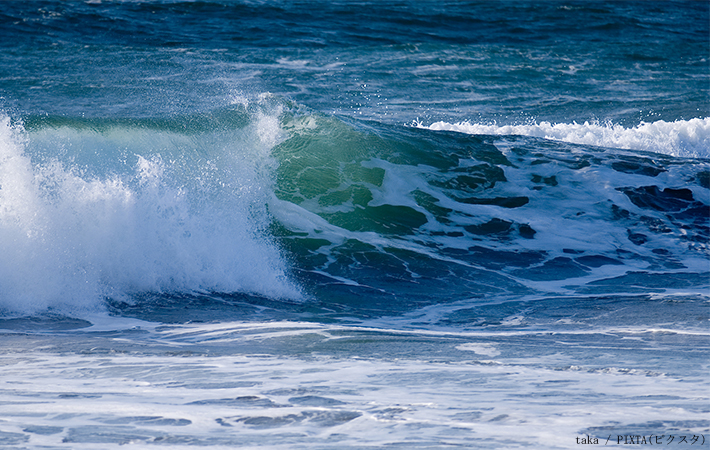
[0,1,708,448]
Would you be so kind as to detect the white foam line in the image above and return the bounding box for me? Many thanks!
[416,117,710,158]
[148,320,710,342]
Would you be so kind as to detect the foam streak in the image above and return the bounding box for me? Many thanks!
[421,118,710,158]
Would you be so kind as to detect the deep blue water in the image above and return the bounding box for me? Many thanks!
[0,1,708,448]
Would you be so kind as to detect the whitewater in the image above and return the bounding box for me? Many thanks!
[421,117,710,158]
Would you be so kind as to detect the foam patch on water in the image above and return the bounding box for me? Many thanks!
[418,117,710,158]
[0,321,707,449]
[0,114,301,315]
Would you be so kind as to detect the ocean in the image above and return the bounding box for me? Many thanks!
[0,1,708,448]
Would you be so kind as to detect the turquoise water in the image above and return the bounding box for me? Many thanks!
[0,1,708,448]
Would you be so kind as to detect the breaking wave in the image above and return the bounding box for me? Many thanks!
[0,111,301,315]
[419,118,710,158]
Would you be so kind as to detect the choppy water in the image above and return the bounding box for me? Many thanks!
[1,1,708,448]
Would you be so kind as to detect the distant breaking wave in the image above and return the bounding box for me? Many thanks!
[418,118,710,158]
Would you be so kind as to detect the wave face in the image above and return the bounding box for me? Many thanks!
[269,112,709,318]
[0,107,301,315]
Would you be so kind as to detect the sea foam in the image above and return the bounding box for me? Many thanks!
[0,114,301,315]
[419,117,710,158]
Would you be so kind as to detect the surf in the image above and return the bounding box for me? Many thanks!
[417,117,710,158]
[0,108,302,316]
[1,99,708,320]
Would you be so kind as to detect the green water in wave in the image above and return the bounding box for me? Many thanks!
[270,112,709,314]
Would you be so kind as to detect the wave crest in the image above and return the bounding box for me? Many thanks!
[419,118,710,158]
[0,113,301,315]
